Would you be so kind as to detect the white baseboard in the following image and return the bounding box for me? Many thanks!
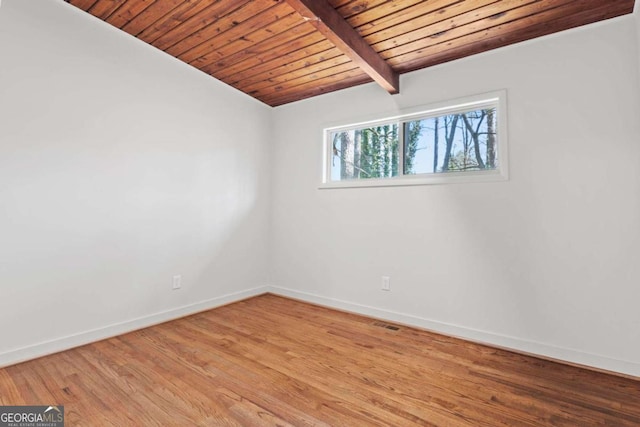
[266,286,640,379]
[3,284,638,379]
[0,286,269,369]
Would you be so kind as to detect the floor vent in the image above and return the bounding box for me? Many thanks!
[372,321,401,331]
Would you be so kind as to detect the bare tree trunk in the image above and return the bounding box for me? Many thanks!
[433,117,439,173]
[462,124,470,170]
[486,108,496,169]
[340,132,354,179]
[461,113,486,170]
[383,126,391,177]
[332,133,339,167]
[353,130,362,178]
[442,115,460,171]
[390,125,398,177]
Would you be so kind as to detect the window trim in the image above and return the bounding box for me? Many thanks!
[320,90,509,189]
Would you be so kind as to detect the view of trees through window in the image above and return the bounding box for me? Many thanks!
[330,106,498,181]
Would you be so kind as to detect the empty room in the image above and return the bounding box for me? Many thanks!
[1,0,639,425]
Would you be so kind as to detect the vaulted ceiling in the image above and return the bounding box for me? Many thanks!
[66,0,636,107]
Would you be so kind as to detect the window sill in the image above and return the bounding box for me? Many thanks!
[319,169,508,189]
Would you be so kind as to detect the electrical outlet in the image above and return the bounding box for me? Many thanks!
[381,276,390,291]
[172,275,182,290]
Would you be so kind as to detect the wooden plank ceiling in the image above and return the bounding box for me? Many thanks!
[67,0,636,107]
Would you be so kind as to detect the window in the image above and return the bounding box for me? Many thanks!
[322,91,507,188]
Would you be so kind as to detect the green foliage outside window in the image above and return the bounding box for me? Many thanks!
[330,107,498,182]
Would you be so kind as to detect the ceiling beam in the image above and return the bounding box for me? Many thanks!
[284,0,399,94]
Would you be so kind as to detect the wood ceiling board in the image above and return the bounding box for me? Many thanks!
[354,0,464,34]
[188,8,303,69]
[203,25,324,79]
[388,0,636,72]
[372,0,546,54]
[228,47,349,89]
[149,1,252,51]
[105,0,155,28]
[69,0,99,10]
[66,0,637,106]
[119,0,184,36]
[226,43,344,87]
[88,0,127,20]
[359,0,501,45]
[131,1,213,41]
[258,63,367,98]
[255,68,368,100]
[264,72,373,106]
[236,54,354,94]
[213,31,335,73]
[238,70,361,106]
[211,39,342,83]
[168,1,282,60]
[285,0,400,93]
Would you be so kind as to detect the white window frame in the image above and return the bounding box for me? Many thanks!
[320,90,508,189]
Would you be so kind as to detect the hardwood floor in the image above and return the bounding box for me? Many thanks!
[1,294,638,426]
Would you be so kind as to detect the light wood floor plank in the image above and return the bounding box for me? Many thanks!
[0,293,638,426]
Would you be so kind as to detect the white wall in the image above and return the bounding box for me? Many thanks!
[270,16,640,376]
[637,5,640,72]
[0,0,271,364]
